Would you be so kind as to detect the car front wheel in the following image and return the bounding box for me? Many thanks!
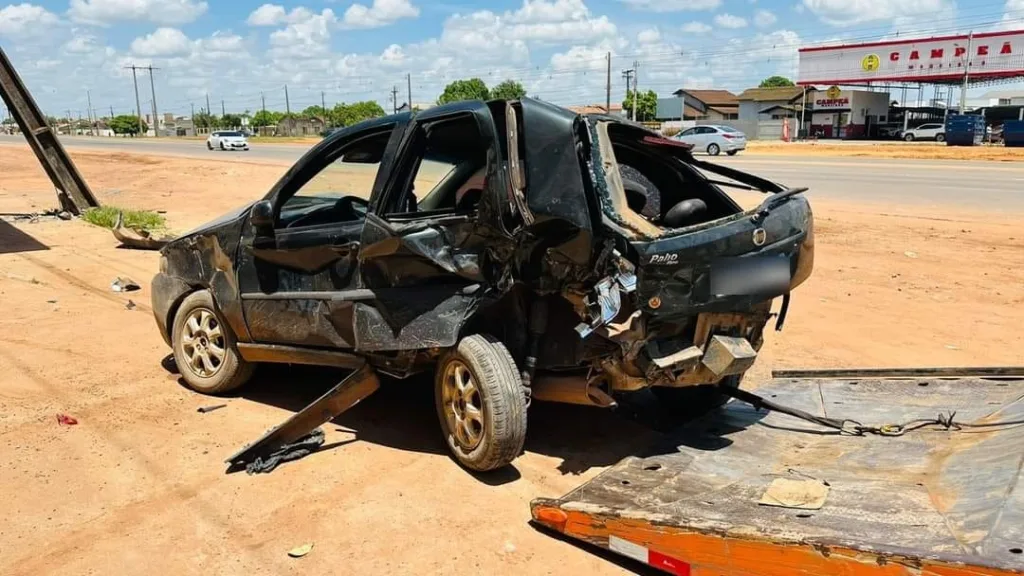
[171,290,253,395]
[707,143,721,156]
[904,133,915,141]
[935,133,945,142]
[435,334,526,472]
[207,142,212,150]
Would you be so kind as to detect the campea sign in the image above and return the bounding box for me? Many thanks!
[797,29,1024,85]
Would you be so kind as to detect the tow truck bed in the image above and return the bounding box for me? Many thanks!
[531,372,1024,575]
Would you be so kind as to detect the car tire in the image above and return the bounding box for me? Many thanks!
[707,143,721,156]
[935,133,945,142]
[207,142,212,150]
[650,375,740,419]
[219,142,226,151]
[726,150,738,156]
[904,133,915,142]
[171,290,254,395]
[435,334,526,472]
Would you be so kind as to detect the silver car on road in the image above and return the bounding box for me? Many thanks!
[673,125,747,156]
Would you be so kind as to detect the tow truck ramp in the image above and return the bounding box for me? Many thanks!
[532,370,1024,575]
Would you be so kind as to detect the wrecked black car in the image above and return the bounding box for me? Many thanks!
[152,97,813,471]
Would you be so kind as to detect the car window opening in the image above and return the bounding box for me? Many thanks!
[387,114,488,218]
[598,122,743,238]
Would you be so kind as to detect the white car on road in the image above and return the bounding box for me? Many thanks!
[901,123,945,142]
[672,125,747,156]
[207,131,249,151]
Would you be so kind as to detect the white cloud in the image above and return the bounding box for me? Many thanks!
[130,27,191,57]
[681,21,712,34]
[1001,0,1024,28]
[68,0,208,26]
[0,3,60,37]
[753,9,777,27]
[268,9,338,59]
[441,1,616,48]
[619,0,721,11]
[637,28,660,44]
[801,0,952,26]
[247,4,287,26]
[343,0,420,29]
[714,13,747,28]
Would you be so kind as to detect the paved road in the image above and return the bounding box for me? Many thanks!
[3,134,1023,212]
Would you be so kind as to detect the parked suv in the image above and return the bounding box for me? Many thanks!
[207,130,249,151]
[901,123,945,142]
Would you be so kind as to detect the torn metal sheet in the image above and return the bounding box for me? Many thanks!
[226,363,380,468]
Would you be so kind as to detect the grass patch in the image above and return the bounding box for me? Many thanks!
[81,206,167,233]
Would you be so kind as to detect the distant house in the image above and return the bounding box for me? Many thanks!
[656,89,738,121]
[566,103,624,116]
[737,86,812,121]
[276,116,325,137]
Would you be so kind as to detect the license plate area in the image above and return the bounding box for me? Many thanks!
[709,254,791,298]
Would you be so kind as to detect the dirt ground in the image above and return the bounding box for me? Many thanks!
[746,140,1024,162]
[1,148,1023,575]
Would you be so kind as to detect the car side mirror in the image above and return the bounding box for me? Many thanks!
[249,200,274,230]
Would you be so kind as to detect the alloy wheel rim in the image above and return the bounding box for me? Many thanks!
[442,359,484,450]
[181,307,226,378]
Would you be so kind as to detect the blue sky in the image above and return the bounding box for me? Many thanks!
[1,0,1021,119]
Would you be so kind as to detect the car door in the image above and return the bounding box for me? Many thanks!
[352,102,515,352]
[234,120,404,349]
[676,127,698,145]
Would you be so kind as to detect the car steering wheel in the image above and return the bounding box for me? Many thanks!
[334,195,369,220]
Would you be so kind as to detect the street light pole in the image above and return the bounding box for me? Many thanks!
[959,31,973,114]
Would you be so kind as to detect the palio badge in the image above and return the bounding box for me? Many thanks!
[862,53,881,72]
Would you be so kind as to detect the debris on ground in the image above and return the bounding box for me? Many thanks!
[125,299,136,310]
[197,404,227,414]
[56,413,78,426]
[904,251,919,258]
[243,428,326,475]
[57,211,72,221]
[110,277,140,292]
[287,543,314,558]
[111,211,175,250]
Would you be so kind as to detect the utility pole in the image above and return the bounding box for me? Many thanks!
[125,64,144,136]
[66,109,72,134]
[321,90,326,113]
[407,73,412,114]
[621,66,635,121]
[605,52,611,113]
[800,85,806,141]
[285,84,291,115]
[633,60,639,122]
[86,89,95,136]
[959,31,973,114]
[261,92,266,114]
[109,105,114,119]
[205,93,211,118]
[191,102,195,126]
[390,85,399,113]
[145,65,159,137]
[221,99,225,117]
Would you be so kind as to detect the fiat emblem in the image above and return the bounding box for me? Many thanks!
[752,228,767,247]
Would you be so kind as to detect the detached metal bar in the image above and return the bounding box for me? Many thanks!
[0,47,99,215]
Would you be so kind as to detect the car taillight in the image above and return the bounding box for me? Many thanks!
[721,133,735,139]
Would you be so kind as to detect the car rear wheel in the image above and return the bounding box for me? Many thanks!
[435,334,526,472]
[171,290,253,395]
[726,150,738,156]
[904,133,915,141]
[707,143,721,156]
[935,133,945,142]
[207,142,212,150]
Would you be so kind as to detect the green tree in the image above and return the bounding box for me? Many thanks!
[489,79,526,100]
[193,110,216,129]
[110,114,147,136]
[220,113,242,128]
[759,75,795,88]
[302,105,330,121]
[438,78,490,105]
[331,101,385,126]
[250,109,284,128]
[622,89,658,122]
